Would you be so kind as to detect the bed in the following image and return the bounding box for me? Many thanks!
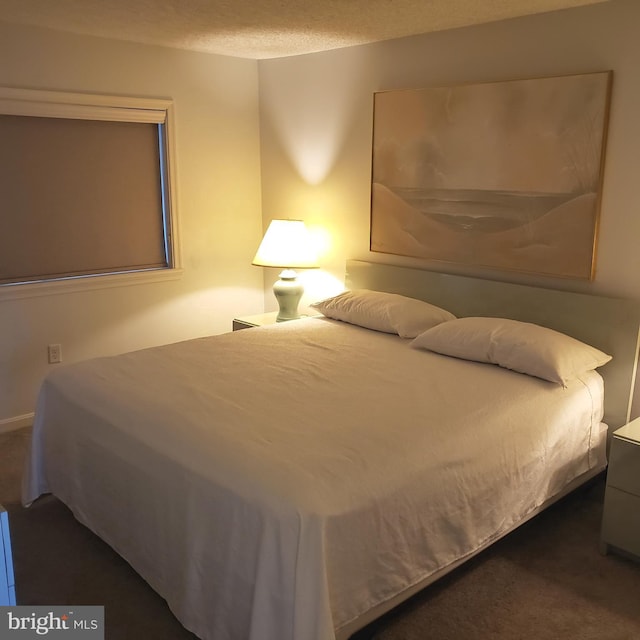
[22,259,640,640]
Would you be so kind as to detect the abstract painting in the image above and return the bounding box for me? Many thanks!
[370,72,612,279]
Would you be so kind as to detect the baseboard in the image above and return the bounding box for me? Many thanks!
[0,413,34,434]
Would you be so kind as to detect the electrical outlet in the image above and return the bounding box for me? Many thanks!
[48,344,62,364]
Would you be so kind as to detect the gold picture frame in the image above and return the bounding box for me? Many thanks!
[370,72,612,280]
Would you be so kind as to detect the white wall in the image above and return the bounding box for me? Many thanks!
[258,0,640,303]
[0,22,265,427]
[4,0,640,426]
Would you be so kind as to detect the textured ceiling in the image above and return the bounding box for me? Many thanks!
[0,0,610,59]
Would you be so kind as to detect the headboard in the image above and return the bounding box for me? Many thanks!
[346,259,640,431]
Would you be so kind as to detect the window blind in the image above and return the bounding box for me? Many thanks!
[0,113,168,285]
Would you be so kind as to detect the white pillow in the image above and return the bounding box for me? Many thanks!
[310,289,456,338]
[410,316,612,385]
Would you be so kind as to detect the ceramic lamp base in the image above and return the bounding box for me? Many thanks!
[273,269,303,321]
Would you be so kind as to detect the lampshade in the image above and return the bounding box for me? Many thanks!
[252,219,319,322]
[252,219,319,269]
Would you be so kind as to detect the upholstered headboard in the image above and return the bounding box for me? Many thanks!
[346,259,640,431]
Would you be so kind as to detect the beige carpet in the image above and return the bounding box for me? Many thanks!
[2,427,640,639]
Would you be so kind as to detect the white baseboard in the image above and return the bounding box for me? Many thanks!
[0,413,34,434]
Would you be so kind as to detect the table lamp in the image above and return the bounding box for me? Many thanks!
[252,219,319,321]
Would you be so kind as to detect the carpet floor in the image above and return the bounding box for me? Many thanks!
[2,427,640,639]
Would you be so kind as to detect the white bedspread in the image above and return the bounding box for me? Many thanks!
[23,318,606,640]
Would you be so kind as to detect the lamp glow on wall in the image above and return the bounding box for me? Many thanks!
[252,219,319,322]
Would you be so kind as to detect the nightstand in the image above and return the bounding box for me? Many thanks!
[232,311,281,331]
[232,312,320,331]
[0,505,16,605]
[601,418,640,560]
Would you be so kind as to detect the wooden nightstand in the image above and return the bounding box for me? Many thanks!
[0,505,16,605]
[232,312,320,331]
[601,418,640,560]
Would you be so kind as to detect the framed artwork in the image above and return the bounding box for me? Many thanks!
[370,72,612,279]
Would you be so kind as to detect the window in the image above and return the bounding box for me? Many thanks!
[0,88,181,299]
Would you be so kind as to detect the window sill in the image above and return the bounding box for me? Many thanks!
[0,268,184,301]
